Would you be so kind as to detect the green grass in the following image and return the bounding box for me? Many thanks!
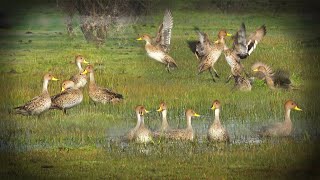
[0,2,320,178]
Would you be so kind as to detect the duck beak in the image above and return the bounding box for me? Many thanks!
[51,77,59,81]
[145,109,150,114]
[136,37,143,41]
[227,33,232,37]
[253,69,259,72]
[61,87,65,92]
[156,107,162,112]
[294,106,302,111]
[83,60,89,64]
[81,70,88,75]
[210,105,216,110]
[214,40,219,43]
[194,113,200,117]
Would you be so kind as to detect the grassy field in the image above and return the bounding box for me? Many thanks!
[1,1,320,178]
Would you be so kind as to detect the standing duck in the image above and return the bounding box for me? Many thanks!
[132,105,153,143]
[258,100,302,137]
[153,102,171,137]
[50,80,83,114]
[81,65,123,105]
[162,109,200,141]
[252,62,294,90]
[137,9,177,72]
[197,30,232,82]
[14,73,58,115]
[224,23,267,83]
[69,55,89,89]
[207,100,229,142]
[125,105,147,141]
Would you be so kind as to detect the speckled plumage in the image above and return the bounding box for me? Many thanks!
[69,55,89,89]
[82,65,123,104]
[50,80,83,114]
[207,100,229,142]
[14,73,58,115]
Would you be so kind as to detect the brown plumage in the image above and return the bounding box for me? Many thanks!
[137,9,177,72]
[69,55,89,89]
[252,62,294,90]
[50,80,83,114]
[81,65,123,105]
[161,109,200,141]
[14,73,58,115]
[233,75,252,91]
[197,30,231,82]
[208,100,229,142]
[258,100,302,137]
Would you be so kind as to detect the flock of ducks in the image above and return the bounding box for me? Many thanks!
[125,100,302,143]
[13,9,302,144]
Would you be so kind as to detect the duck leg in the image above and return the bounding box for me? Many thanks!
[63,109,67,115]
[212,68,220,78]
[208,68,216,82]
[166,63,171,73]
[226,74,232,83]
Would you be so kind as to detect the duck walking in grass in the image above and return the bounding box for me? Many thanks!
[50,80,83,114]
[137,9,177,72]
[81,65,123,105]
[207,100,229,142]
[258,100,302,137]
[153,102,171,137]
[162,109,200,141]
[14,73,58,115]
[197,30,232,82]
[252,62,294,90]
[224,23,266,83]
[69,55,89,89]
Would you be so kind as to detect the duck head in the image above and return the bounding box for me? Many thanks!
[44,73,58,81]
[61,80,75,92]
[210,100,221,110]
[185,109,200,118]
[157,102,167,112]
[137,34,152,43]
[136,105,149,116]
[81,65,94,75]
[285,100,302,111]
[75,55,89,64]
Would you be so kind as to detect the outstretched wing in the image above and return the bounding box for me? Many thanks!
[247,24,267,55]
[232,23,248,59]
[155,9,173,53]
[195,31,211,60]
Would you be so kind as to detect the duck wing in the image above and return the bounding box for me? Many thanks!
[232,23,248,60]
[247,24,266,55]
[154,9,173,53]
[195,31,211,60]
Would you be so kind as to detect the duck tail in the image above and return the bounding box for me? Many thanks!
[13,106,29,115]
[272,69,291,88]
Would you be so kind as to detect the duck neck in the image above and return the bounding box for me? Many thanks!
[161,110,169,129]
[89,72,95,85]
[186,115,192,129]
[76,62,83,72]
[140,115,145,127]
[135,113,142,130]
[213,109,221,126]
[42,79,49,93]
[284,109,291,124]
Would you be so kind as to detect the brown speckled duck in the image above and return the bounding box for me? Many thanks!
[81,65,123,105]
[258,100,302,137]
[132,105,153,143]
[137,9,177,72]
[207,100,229,142]
[69,55,89,89]
[197,30,232,82]
[161,109,200,141]
[50,80,83,114]
[14,73,58,115]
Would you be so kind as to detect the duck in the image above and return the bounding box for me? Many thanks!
[50,80,83,114]
[257,100,302,137]
[233,75,252,91]
[161,109,200,141]
[207,100,229,142]
[69,55,89,89]
[14,73,58,115]
[153,102,171,137]
[81,65,123,105]
[224,23,266,83]
[252,62,294,90]
[136,9,177,72]
[131,105,153,143]
[125,105,146,141]
[197,30,232,82]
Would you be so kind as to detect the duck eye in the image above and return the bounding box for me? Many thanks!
[291,103,294,105]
